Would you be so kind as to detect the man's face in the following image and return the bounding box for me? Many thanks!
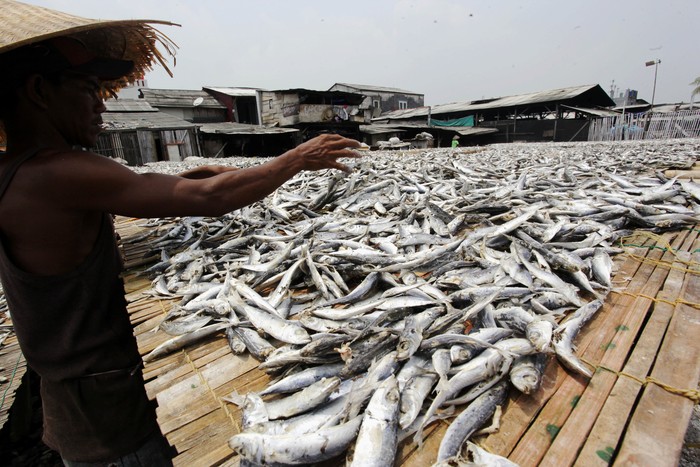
[47,71,107,148]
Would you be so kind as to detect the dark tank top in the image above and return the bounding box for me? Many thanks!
[0,149,159,461]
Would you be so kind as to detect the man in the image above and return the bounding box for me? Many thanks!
[0,19,360,467]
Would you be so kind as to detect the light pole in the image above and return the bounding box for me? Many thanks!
[645,59,661,108]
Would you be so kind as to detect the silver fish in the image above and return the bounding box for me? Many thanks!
[437,380,510,462]
[348,375,400,467]
[263,376,341,420]
[228,416,362,465]
[510,353,547,394]
[552,299,604,378]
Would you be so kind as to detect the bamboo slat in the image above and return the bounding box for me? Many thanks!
[615,235,700,465]
[116,217,700,467]
[575,228,699,466]
[0,337,26,431]
[478,243,647,457]
[489,236,669,465]
[539,230,692,466]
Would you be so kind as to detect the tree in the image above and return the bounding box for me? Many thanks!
[692,77,700,96]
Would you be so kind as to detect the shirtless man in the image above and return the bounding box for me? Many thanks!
[0,36,360,465]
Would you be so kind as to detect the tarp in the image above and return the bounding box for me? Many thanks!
[431,115,474,127]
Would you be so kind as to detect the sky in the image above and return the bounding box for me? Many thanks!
[21,0,700,106]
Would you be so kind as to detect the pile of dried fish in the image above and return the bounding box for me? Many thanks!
[131,139,700,465]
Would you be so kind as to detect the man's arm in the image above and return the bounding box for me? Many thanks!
[42,134,362,218]
[177,165,239,180]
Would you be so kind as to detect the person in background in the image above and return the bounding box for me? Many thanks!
[451,134,460,148]
[0,2,361,465]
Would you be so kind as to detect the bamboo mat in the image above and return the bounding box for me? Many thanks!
[118,219,700,467]
[0,334,26,432]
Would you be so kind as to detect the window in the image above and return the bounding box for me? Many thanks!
[399,100,408,110]
[373,99,381,109]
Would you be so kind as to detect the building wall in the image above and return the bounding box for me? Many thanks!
[95,128,199,166]
[329,85,424,114]
[260,91,301,126]
[260,91,366,126]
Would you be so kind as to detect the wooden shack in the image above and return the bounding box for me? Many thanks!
[98,100,200,165]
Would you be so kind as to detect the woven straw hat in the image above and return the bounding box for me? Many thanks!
[0,0,179,144]
[1,0,178,82]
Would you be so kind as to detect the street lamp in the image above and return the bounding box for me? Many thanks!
[645,59,661,108]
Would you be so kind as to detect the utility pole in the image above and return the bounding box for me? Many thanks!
[644,59,661,136]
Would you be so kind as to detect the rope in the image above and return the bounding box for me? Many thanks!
[182,349,240,432]
[581,357,700,404]
[153,297,240,432]
[612,290,700,310]
[0,350,23,411]
[619,231,700,275]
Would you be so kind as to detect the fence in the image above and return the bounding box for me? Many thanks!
[588,109,700,141]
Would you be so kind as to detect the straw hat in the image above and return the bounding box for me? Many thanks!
[0,0,179,79]
[0,0,179,143]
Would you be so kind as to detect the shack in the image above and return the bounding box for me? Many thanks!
[374,84,616,145]
[202,87,261,125]
[259,88,369,140]
[329,83,425,117]
[140,88,227,124]
[98,99,200,165]
[198,122,300,158]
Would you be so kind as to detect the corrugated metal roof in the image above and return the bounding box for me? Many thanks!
[203,87,260,97]
[612,104,650,112]
[199,122,299,135]
[102,111,197,130]
[140,89,226,109]
[561,105,620,117]
[453,127,499,136]
[651,103,699,113]
[330,83,423,96]
[104,99,157,112]
[360,123,497,137]
[376,84,614,121]
[359,125,405,135]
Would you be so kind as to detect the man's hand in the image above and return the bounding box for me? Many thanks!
[289,134,363,173]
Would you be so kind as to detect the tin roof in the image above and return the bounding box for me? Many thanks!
[203,87,260,97]
[330,83,423,96]
[361,123,497,137]
[561,105,620,117]
[199,122,299,135]
[104,99,157,112]
[376,84,615,121]
[140,88,226,109]
[102,110,196,130]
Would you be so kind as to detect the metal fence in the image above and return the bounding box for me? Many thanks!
[588,109,700,141]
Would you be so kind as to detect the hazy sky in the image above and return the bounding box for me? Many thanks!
[23,0,700,106]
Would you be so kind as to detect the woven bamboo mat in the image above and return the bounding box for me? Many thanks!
[117,217,700,467]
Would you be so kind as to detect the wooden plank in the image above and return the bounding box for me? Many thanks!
[156,354,258,434]
[663,169,700,179]
[146,345,231,396]
[539,230,689,466]
[479,244,647,458]
[615,242,700,465]
[401,420,450,467]
[142,338,231,388]
[0,337,26,430]
[506,236,676,466]
[167,406,237,455]
[110,215,700,467]
[574,228,699,466]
